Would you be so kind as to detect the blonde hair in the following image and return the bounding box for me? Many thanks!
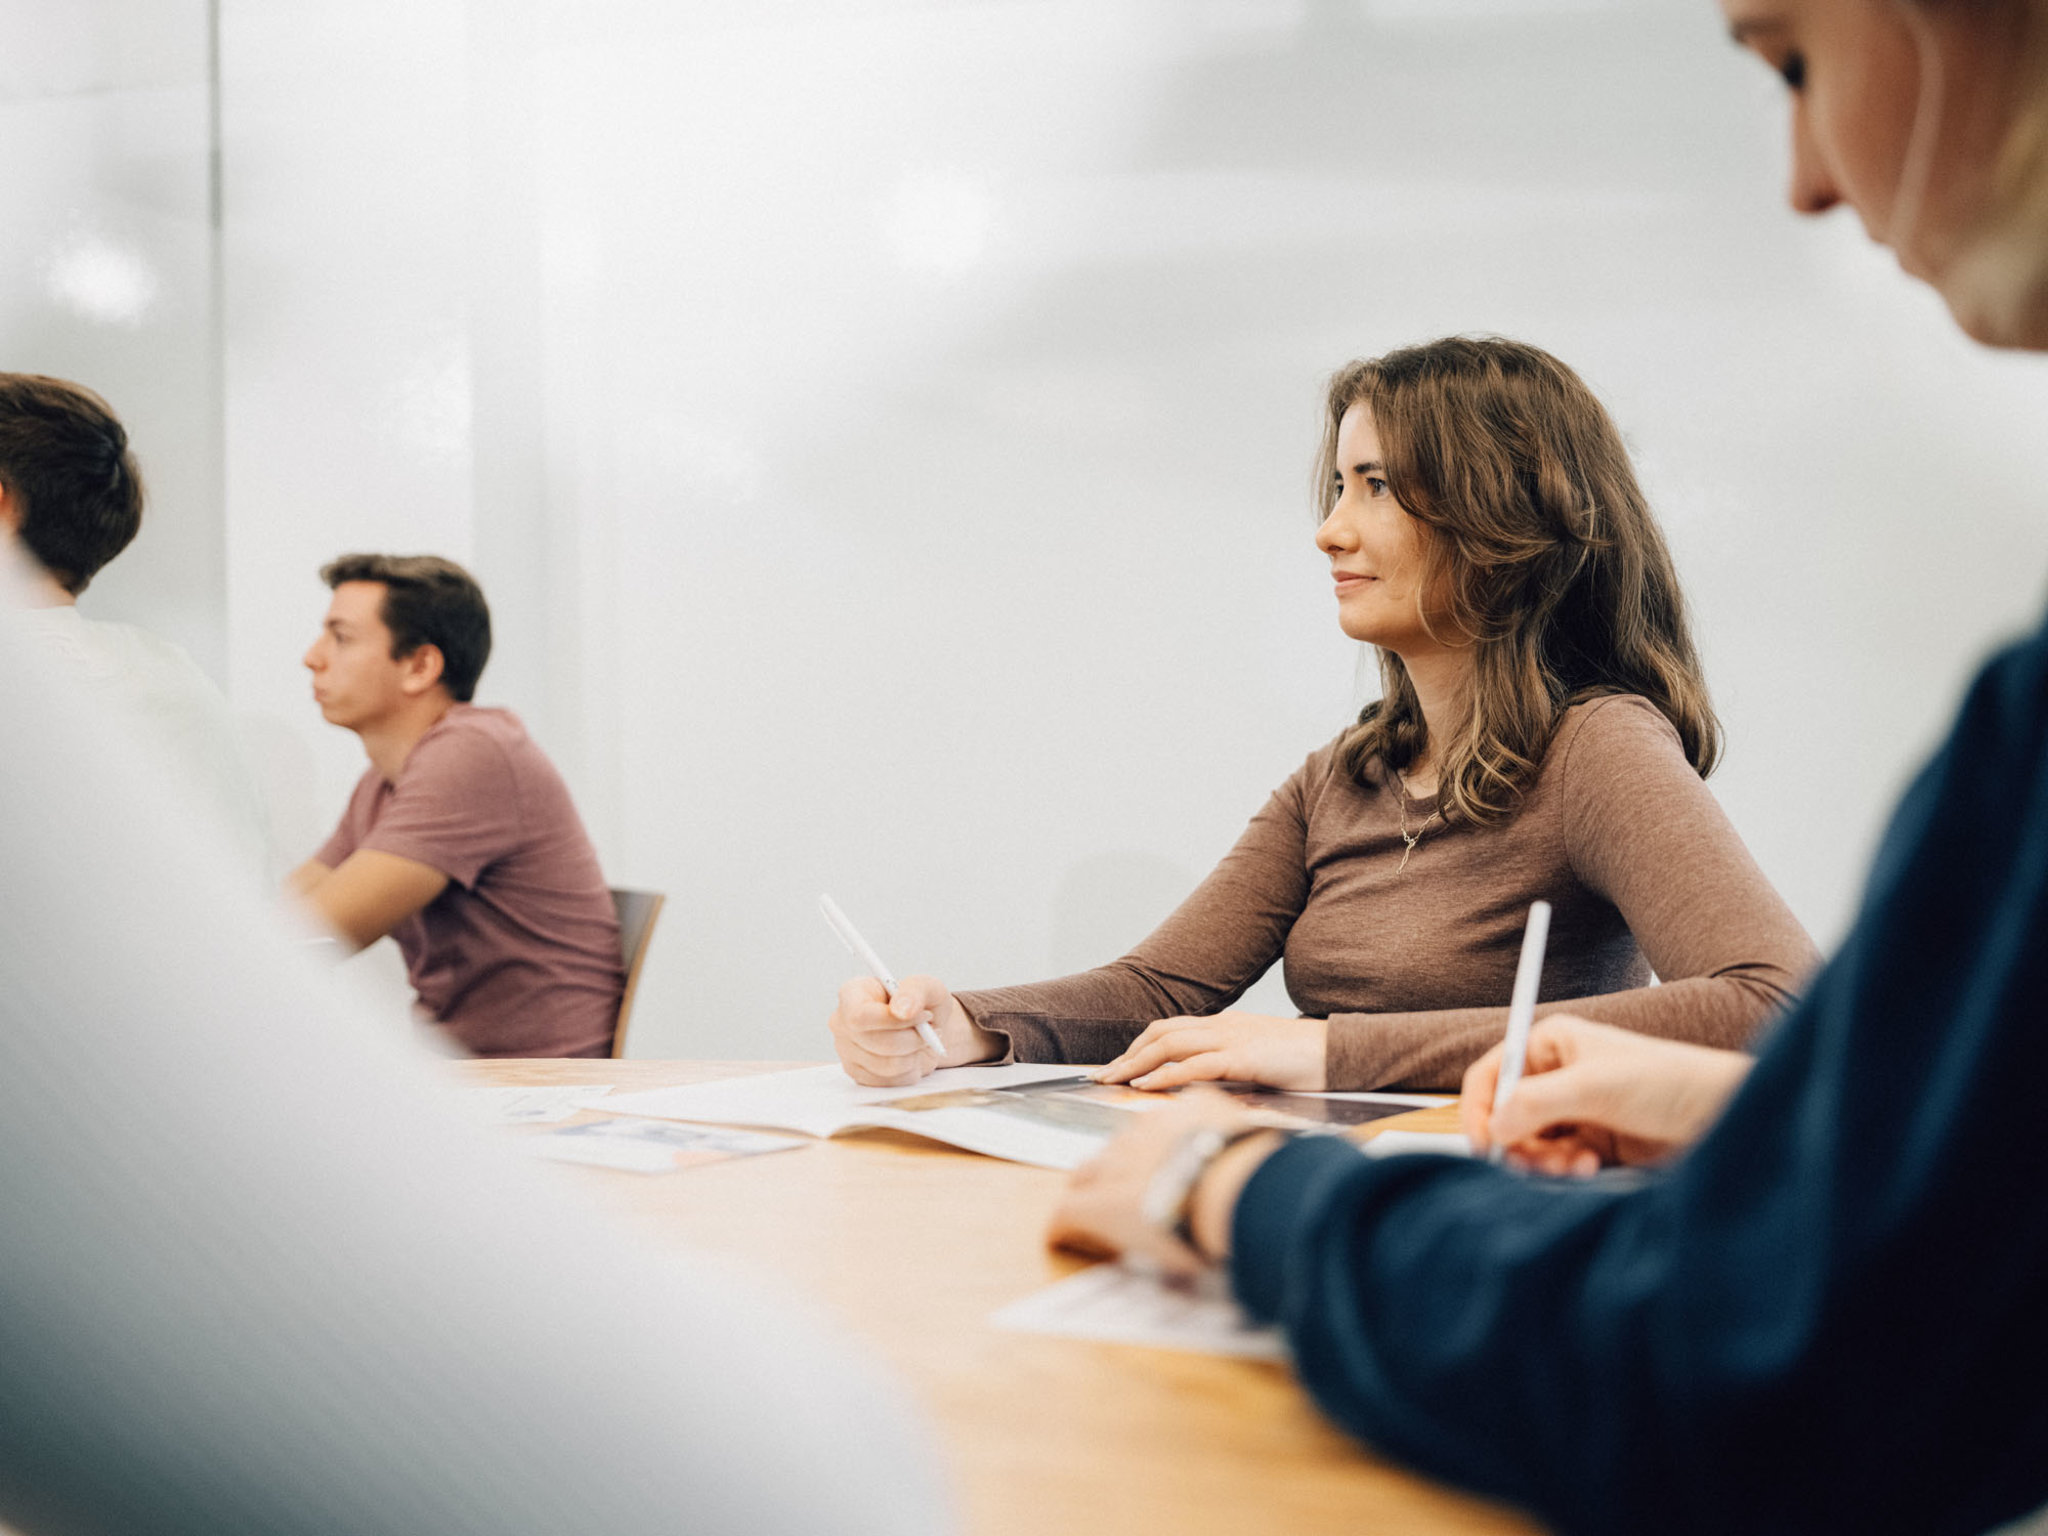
[1319,337,1720,825]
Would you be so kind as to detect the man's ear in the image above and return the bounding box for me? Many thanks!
[0,484,20,538]
[399,643,447,697]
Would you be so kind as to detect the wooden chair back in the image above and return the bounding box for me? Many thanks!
[608,887,666,1058]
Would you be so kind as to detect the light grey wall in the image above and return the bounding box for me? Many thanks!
[15,0,2048,1060]
[217,0,478,860]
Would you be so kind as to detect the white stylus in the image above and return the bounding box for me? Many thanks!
[1487,899,1553,1165]
[818,894,947,1059]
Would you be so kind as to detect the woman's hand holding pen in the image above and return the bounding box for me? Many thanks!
[1461,1015,1753,1175]
[827,975,1004,1087]
[1091,1013,1328,1092]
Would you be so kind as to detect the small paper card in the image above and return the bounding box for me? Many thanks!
[533,1117,808,1174]
[991,1262,1286,1361]
[463,1084,616,1124]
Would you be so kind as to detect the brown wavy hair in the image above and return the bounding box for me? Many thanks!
[1318,336,1719,824]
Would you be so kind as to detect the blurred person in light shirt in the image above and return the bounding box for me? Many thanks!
[0,371,270,878]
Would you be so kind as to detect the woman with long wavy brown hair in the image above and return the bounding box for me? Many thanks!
[1046,6,2048,1531]
[1323,338,1719,826]
[826,333,1816,1092]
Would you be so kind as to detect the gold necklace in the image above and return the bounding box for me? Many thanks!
[1394,768,1441,873]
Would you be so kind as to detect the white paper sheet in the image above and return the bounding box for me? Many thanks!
[532,1117,807,1174]
[597,1063,1107,1169]
[991,1262,1285,1360]
[1361,1129,1475,1158]
[598,1067,1461,1171]
[461,1084,615,1125]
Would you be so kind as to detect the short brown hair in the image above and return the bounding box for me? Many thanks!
[319,553,493,703]
[0,374,144,595]
[1316,336,1720,824]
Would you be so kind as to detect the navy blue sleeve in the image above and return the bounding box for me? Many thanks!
[1229,620,2048,1536]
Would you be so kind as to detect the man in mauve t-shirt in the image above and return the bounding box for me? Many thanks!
[288,554,622,1057]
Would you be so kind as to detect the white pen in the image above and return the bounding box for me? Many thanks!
[818,894,947,1059]
[1487,899,1553,1166]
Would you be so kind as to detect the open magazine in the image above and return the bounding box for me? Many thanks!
[595,1063,1450,1171]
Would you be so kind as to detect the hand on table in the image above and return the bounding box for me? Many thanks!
[1460,1015,1754,1175]
[1047,1090,1288,1280]
[1091,1012,1328,1091]
[827,974,1003,1087]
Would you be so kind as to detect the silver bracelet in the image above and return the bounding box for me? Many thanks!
[1141,1124,1276,1255]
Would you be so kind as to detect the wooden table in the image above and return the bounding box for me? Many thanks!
[470,1059,1542,1536]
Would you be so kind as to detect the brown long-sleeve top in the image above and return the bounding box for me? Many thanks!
[957,695,1820,1091]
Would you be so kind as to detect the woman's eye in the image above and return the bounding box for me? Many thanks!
[1367,477,1389,497]
[1779,50,1805,91]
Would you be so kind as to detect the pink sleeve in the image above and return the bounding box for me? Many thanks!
[352,729,523,889]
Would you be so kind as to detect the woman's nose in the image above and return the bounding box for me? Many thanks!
[1787,99,1843,217]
